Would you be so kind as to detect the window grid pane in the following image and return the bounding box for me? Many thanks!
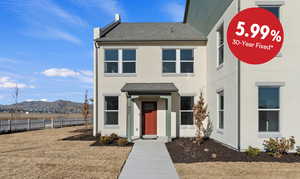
[123,62,136,73]
[163,62,176,73]
[105,96,118,110]
[105,49,118,61]
[180,62,194,73]
[180,49,194,61]
[105,112,118,125]
[123,49,136,61]
[105,62,118,73]
[261,6,280,18]
[181,112,193,125]
[163,49,176,61]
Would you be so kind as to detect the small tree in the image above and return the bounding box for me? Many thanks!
[11,84,19,120]
[82,90,89,128]
[193,92,209,143]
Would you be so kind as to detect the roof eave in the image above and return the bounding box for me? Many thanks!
[95,39,207,43]
[183,0,190,23]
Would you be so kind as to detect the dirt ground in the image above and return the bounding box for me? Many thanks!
[175,162,300,179]
[0,126,131,179]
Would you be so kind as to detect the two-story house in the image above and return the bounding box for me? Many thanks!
[93,0,300,150]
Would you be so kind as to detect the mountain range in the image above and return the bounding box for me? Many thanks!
[0,100,93,113]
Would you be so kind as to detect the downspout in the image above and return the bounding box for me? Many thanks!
[93,41,99,136]
[237,0,241,151]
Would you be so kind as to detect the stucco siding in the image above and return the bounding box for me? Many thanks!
[96,43,207,137]
[239,0,300,150]
[206,1,239,149]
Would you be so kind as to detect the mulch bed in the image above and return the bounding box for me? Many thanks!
[166,138,300,163]
[90,139,133,147]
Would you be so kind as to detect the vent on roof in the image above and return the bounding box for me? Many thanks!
[115,14,121,22]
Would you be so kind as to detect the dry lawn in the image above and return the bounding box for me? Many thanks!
[176,162,300,179]
[0,126,131,179]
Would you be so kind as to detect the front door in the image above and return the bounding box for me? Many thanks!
[142,102,157,135]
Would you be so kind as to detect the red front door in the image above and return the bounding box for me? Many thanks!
[142,102,157,135]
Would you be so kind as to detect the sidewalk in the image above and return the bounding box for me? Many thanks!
[119,140,180,179]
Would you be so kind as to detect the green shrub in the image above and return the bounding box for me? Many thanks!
[263,136,295,158]
[117,138,129,146]
[296,146,300,156]
[110,133,119,141]
[245,146,261,157]
[100,136,113,145]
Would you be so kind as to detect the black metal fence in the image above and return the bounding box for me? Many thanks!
[0,118,92,134]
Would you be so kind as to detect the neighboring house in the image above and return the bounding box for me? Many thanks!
[94,0,300,150]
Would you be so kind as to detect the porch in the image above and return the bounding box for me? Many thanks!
[121,83,179,142]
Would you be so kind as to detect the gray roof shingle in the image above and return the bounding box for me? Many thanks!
[96,23,206,42]
[121,83,178,94]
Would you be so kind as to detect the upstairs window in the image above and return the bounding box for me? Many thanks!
[104,96,119,125]
[122,49,136,73]
[162,49,194,74]
[260,6,280,19]
[217,24,224,66]
[104,49,136,74]
[258,87,280,132]
[180,96,194,125]
[162,49,176,73]
[104,49,118,73]
[180,49,194,73]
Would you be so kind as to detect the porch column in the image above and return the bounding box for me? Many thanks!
[127,96,134,141]
[162,95,172,137]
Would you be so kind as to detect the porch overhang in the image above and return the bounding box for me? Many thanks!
[121,83,178,95]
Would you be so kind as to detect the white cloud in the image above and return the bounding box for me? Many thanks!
[42,68,80,77]
[1,0,85,45]
[42,68,93,83]
[0,77,35,89]
[164,1,185,22]
[71,0,124,17]
[44,27,82,45]
[40,98,48,102]
[0,57,18,64]
[25,98,48,102]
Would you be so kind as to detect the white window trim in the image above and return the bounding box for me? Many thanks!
[257,4,283,57]
[104,49,137,75]
[162,48,195,75]
[180,96,194,126]
[217,90,224,130]
[104,96,119,127]
[216,23,224,69]
[258,87,281,133]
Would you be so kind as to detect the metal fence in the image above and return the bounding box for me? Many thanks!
[0,118,92,134]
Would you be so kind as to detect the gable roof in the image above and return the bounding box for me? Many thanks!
[184,0,234,35]
[96,22,206,42]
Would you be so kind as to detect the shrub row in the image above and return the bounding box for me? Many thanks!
[99,133,129,146]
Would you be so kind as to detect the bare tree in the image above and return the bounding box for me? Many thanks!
[193,92,209,144]
[82,90,89,128]
[11,84,19,120]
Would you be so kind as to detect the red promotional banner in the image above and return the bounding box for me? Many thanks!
[227,8,284,64]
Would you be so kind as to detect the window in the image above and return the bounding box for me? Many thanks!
[104,96,119,125]
[260,6,280,19]
[180,96,194,125]
[162,49,194,74]
[180,49,194,73]
[104,49,118,73]
[217,91,224,129]
[122,49,136,73]
[162,49,176,73]
[258,87,280,132]
[217,24,224,66]
[104,49,136,74]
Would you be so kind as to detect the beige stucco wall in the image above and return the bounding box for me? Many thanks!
[96,42,207,137]
[206,1,239,149]
[239,0,300,150]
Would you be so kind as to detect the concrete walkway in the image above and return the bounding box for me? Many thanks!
[119,140,180,179]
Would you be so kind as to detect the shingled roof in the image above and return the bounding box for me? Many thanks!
[96,22,206,42]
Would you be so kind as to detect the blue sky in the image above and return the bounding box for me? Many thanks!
[0,0,185,104]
